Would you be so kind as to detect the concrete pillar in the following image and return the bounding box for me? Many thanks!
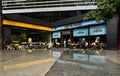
[3,27,11,45]
[118,15,120,49]
[107,15,119,50]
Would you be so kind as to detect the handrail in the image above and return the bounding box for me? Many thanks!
[2,0,83,3]
[2,0,81,5]
[3,1,95,6]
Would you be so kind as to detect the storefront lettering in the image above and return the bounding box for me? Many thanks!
[77,56,84,59]
[53,20,105,31]
[93,29,102,32]
[77,31,84,34]
[62,31,70,35]
[64,23,81,29]
[54,34,58,37]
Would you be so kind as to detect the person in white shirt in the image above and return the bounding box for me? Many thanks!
[63,39,66,48]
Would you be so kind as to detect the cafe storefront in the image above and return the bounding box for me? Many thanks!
[52,19,107,48]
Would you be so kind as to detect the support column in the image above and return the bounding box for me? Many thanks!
[0,1,3,50]
[4,27,11,45]
[107,15,119,50]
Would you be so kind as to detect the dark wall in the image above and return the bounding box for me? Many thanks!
[3,27,11,45]
[107,15,119,50]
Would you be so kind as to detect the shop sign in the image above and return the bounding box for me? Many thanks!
[62,31,70,35]
[73,28,88,37]
[90,25,106,36]
[52,22,81,31]
[73,53,88,61]
[52,32,61,38]
[64,22,81,29]
[52,20,105,31]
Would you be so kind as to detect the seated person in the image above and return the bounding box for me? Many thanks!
[90,42,96,49]
[47,42,53,49]
[56,42,60,48]
[71,42,77,49]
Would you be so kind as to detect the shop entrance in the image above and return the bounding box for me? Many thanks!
[62,34,70,47]
[61,30,71,47]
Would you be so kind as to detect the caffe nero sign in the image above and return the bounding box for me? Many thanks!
[52,32,61,38]
[90,25,106,36]
[73,28,88,37]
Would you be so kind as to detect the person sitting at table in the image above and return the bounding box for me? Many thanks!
[56,42,60,48]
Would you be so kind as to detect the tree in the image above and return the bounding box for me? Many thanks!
[84,0,120,20]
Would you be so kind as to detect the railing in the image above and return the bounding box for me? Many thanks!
[2,0,97,14]
[2,0,96,9]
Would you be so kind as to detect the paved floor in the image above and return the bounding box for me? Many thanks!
[0,48,120,76]
[0,49,62,76]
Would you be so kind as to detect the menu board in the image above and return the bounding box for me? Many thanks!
[73,28,88,37]
[90,25,106,36]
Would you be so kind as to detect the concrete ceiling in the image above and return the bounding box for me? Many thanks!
[3,10,88,27]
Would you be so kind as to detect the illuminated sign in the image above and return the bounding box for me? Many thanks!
[52,20,105,31]
[52,32,61,38]
[90,25,106,35]
[81,20,104,26]
[73,28,88,37]
[52,26,65,31]
[52,22,81,31]
[64,22,81,29]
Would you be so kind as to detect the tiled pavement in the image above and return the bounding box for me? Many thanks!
[0,48,120,76]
